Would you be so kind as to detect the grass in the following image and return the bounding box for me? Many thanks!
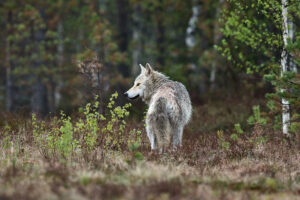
[0,96,299,200]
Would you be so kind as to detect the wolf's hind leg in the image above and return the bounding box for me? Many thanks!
[146,120,156,150]
[148,98,171,153]
[157,98,171,153]
[155,122,171,153]
[173,125,184,150]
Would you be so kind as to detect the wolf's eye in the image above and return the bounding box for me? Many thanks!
[136,83,141,86]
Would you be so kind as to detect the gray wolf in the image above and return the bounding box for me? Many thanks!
[124,63,192,152]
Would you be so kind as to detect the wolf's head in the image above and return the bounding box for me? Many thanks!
[124,63,154,100]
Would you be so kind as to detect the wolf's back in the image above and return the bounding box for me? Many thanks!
[165,81,192,125]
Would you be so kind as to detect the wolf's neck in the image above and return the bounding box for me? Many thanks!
[142,73,170,104]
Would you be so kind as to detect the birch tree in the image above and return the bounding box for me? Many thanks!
[220,0,300,133]
[209,0,224,91]
[185,0,200,84]
[131,4,142,76]
[53,20,64,111]
[185,0,200,50]
[281,0,297,135]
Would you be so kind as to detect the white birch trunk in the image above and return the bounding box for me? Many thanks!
[185,0,200,74]
[288,20,298,73]
[54,21,64,109]
[281,0,294,135]
[132,30,141,75]
[132,5,142,75]
[186,0,203,91]
[209,0,224,91]
[185,0,200,49]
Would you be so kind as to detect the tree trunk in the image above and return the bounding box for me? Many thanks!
[32,80,48,115]
[5,62,13,112]
[156,13,165,68]
[5,10,13,112]
[6,44,13,112]
[117,0,130,77]
[287,18,298,73]
[281,0,295,135]
[49,20,64,113]
[132,5,142,76]
[117,0,128,52]
[31,9,48,116]
[186,0,203,92]
[209,0,224,91]
[185,0,200,48]
[76,29,83,53]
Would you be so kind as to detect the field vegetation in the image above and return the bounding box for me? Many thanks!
[0,90,299,200]
[1,0,300,199]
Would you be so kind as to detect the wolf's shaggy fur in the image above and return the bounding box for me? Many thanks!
[125,63,192,152]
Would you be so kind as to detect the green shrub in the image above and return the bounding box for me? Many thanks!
[247,105,267,126]
[217,130,230,151]
[75,96,100,151]
[1,125,12,150]
[31,92,142,163]
[101,92,132,151]
[234,123,244,135]
[56,113,80,160]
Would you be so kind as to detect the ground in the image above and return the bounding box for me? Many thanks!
[0,98,299,200]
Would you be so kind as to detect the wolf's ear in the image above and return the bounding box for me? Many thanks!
[139,64,146,74]
[145,63,153,75]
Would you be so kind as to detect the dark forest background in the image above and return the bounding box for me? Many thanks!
[0,0,254,116]
[0,1,300,199]
[0,0,299,129]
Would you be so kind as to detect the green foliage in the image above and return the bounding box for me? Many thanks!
[56,113,80,160]
[265,71,300,133]
[219,0,282,73]
[101,92,133,151]
[230,123,244,142]
[32,113,47,148]
[217,130,230,151]
[75,96,100,151]
[234,123,244,134]
[30,92,142,163]
[1,125,12,150]
[133,152,144,161]
[247,106,267,126]
[255,136,267,145]
[230,133,239,142]
[290,114,300,134]
[220,0,300,134]
[33,112,80,161]
[128,129,142,150]
[127,128,143,163]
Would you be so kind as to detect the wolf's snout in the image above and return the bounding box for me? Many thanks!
[124,92,128,97]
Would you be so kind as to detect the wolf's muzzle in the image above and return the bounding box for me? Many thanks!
[129,95,139,100]
[124,92,139,100]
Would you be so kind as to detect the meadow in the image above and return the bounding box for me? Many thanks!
[0,92,299,200]
[1,0,300,199]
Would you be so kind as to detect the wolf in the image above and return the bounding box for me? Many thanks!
[124,63,192,152]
